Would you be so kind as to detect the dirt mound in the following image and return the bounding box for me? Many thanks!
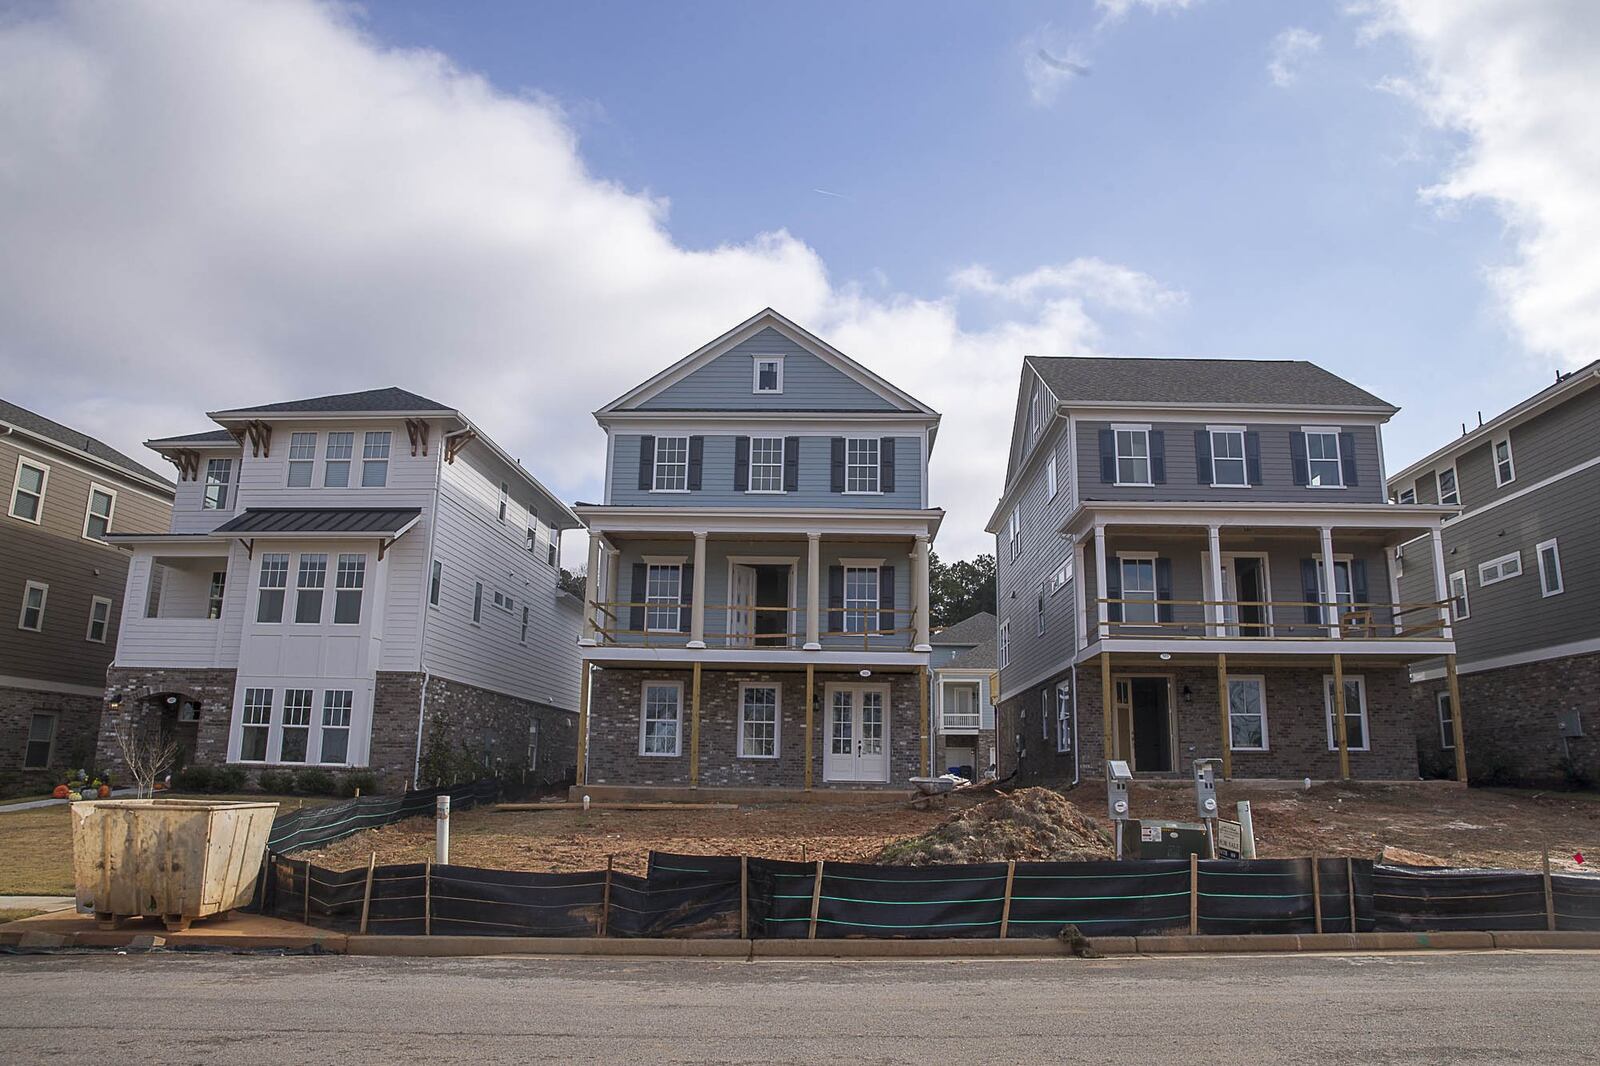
[875,788,1113,865]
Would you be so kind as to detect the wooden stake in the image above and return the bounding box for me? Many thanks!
[1216,653,1232,780]
[1543,847,1556,932]
[424,857,432,936]
[740,856,749,940]
[1331,654,1351,781]
[808,860,825,940]
[804,664,815,791]
[1311,855,1323,934]
[1000,860,1016,939]
[1346,857,1357,932]
[358,852,376,934]
[1445,654,1468,785]
[302,858,312,926]
[1189,852,1199,935]
[600,854,613,937]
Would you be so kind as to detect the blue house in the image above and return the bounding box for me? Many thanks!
[574,309,944,793]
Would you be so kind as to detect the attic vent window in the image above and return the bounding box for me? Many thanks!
[753,356,783,394]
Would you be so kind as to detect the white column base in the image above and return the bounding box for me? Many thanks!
[913,643,933,653]
[578,638,597,647]
[685,640,707,650]
[803,642,822,652]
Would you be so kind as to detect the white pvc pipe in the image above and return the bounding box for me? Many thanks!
[435,794,450,866]
[1237,800,1257,859]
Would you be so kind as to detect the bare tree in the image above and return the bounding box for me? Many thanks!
[116,721,181,798]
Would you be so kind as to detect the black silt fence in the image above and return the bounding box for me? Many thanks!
[1006,861,1192,937]
[430,866,607,937]
[1555,873,1600,931]
[1374,866,1555,932]
[749,860,1011,939]
[265,779,499,856]
[1199,859,1375,935]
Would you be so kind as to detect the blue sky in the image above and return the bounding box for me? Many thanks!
[0,1,1592,560]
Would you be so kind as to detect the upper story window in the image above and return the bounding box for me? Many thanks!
[753,356,783,394]
[208,571,226,619]
[295,553,328,623]
[1008,508,1020,561]
[1118,555,1159,624]
[1046,453,1058,498]
[1396,487,1417,505]
[1493,437,1515,486]
[1479,551,1521,587]
[361,431,391,487]
[1209,428,1248,487]
[998,619,1011,668]
[83,485,116,541]
[324,432,353,487]
[429,559,442,606]
[1114,427,1151,486]
[750,437,784,493]
[256,553,289,623]
[1438,467,1460,506]
[18,581,48,632]
[645,563,684,632]
[86,596,112,644]
[1304,429,1343,487]
[1537,539,1564,597]
[334,554,365,624]
[1448,570,1470,621]
[1029,386,1044,440]
[653,436,690,491]
[203,458,233,509]
[287,432,316,487]
[9,457,48,523]
[842,565,880,634]
[498,482,509,523]
[845,437,880,493]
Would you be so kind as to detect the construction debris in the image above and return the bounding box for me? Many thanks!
[874,788,1114,866]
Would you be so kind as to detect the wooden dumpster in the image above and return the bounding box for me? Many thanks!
[71,799,279,932]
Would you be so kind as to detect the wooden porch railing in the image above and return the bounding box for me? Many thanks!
[1090,597,1452,640]
[589,600,920,651]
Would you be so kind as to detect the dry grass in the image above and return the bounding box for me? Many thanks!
[0,908,45,924]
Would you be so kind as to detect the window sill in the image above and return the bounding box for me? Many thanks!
[736,753,780,761]
[650,488,692,494]
[1229,746,1270,754]
[745,489,787,495]
[639,751,682,758]
[842,490,885,496]
[1113,482,1153,489]
[8,512,43,525]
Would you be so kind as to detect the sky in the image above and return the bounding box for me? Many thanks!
[0,0,1595,563]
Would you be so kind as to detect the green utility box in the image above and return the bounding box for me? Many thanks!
[1132,819,1210,860]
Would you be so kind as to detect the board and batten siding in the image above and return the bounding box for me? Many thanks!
[996,423,1076,697]
[636,328,898,412]
[1074,421,1386,504]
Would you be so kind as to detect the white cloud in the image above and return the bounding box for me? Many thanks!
[0,0,1183,561]
[1095,0,1202,21]
[1267,27,1322,87]
[1357,0,1600,368]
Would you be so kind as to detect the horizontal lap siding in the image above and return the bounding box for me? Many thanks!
[609,434,923,509]
[996,426,1074,697]
[636,328,899,411]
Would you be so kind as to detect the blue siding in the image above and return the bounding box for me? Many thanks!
[610,434,923,509]
[638,328,898,411]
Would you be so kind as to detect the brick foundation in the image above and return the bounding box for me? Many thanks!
[95,666,238,776]
[935,729,997,779]
[1,684,104,782]
[585,666,923,789]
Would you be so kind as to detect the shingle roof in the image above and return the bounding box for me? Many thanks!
[944,636,997,671]
[214,387,452,416]
[213,507,422,536]
[931,611,997,647]
[1027,357,1393,410]
[0,396,173,487]
[149,429,238,445]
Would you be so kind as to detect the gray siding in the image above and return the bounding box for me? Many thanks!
[1075,421,1386,504]
[639,328,897,412]
[609,434,923,509]
[995,424,1076,695]
[1450,386,1600,511]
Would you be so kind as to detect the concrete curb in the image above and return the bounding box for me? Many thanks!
[345,935,750,958]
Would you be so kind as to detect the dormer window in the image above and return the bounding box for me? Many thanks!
[753,356,783,394]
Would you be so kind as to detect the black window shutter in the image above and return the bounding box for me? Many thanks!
[679,563,693,633]
[1338,432,1358,487]
[1350,558,1369,605]
[1098,429,1116,484]
[878,565,896,632]
[880,438,896,493]
[1194,430,1213,485]
[1244,432,1263,485]
[830,438,846,492]
[1149,430,1166,485]
[734,436,750,492]
[783,436,800,492]
[630,563,647,631]
[637,436,655,491]
[1290,432,1310,487]
[828,566,845,631]
[1300,559,1321,626]
[1105,557,1122,624]
[1155,558,1174,623]
[687,436,704,490]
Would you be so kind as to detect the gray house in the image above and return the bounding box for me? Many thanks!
[575,309,944,793]
[987,357,1460,786]
[1390,361,1599,785]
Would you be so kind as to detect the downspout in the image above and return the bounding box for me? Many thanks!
[412,670,431,789]
[411,421,448,789]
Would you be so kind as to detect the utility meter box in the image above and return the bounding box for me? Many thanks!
[1133,820,1210,860]
[1193,759,1219,820]
[1106,760,1133,821]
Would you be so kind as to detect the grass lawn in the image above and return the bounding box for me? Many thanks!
[0,794,334,896]
[0,908,45,924]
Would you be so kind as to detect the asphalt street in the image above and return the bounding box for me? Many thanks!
[1,950,1595,1064]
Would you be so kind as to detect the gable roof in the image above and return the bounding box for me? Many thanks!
[146,429,239,447]
[944,635,997,671]
[1026,356,1395,412]
[931,611,997,647]
[0,396,174,489]
[209,386,452,418]
[598,308,938,418]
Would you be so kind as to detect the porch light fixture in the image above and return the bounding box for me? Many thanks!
[859,669,872,678]
[165,695,178,705]
[107,692,122,710]
[1159,653,1172,661]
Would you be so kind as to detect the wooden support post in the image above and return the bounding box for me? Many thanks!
[600,855,613,937]
[1445,654,1468,784]
[358,852,376,934]
[1331,653,1351,782]
[423,858,432,936]
[804,664,815,791]
[1101,652,1115,764]
[918,665,930,778]
[1189,852,1199,935]
[303,858,312,926]
[1347,857,1358,932]
[576,663,591,786]
[690,661,703,789]
[1544,847,1557,932]
[1311,855,1323,934]
[740,856,749,940]
[808,860,825,940]
[1216,653,1232,780]
[1000,860,1016,939]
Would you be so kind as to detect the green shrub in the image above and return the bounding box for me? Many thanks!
[292,768,337,796]
[339,771,379,797]
[172,764,217,792]
[214,766,248,792]
[256,769,295,794]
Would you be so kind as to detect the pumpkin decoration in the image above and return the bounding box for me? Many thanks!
[97,784,111,799]
[52,784,70,799]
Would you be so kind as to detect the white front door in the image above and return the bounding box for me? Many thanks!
[823,684,890,783]
[728,565,758,647]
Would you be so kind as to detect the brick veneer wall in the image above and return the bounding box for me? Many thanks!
[935,728,997,778]
[2,684,103,779]
[1000,663,1418,785]
[400,673,577,793]
[95,667,238,774]
[586,667,922,789]
[1411,651,1600,787]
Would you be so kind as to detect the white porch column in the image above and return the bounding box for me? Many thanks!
[1093,522,1110,640]
[1430,526,1452,640]
[1319,525,1340,638]
[688,531,708,649]
[1072,536,1088,651]
[913,534,932,652]
[580,531,602,644]
[603,545,619,624]
[805,532,822,650]
[1206,524,1224,637]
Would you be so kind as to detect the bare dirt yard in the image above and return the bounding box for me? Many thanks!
[297,781,1600,876]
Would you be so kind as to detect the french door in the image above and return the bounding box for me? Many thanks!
[823,684,890,783]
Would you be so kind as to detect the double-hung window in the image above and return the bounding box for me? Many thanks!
[203,459,232,510]
[86,596,112,643]
[843,566,880,634]
[1324,675,1369,751]
[1396,487,1417,505]
[239,688,272,761]
[256,553,289,622]
[1478,552,1521,587]
[1114,428,1150,485]
[1437,467,1460,506]
[362,431,391,487]
[334,554,365,624]
[287,432,316,487]
[9,458,47,522]
[845,438,880,493]
[278,689,313,762]
[1209,428,1248,487]
[753,356,783,393]
[640,683,682,756]
[1448,570,1470,621]
[520,605,530,643]
[24,713,56,769]
[738,684,780,758]
[1537,539,1564,597]
[498,482,509,523]
[1493,438,1515,486]
[1056,682,1072,753]
[1119,555,1158,625]
[324,432,353,487]
[1437,692,1455,750]
[294,554,327,624]
[749,437,784,492]
[645,564,683,632]
[472,581,484,623]
[83,485,116,541]
[652,436,689,491]
[1008,509,1020,562]
[1036,580,1047,636]
[1304,429,1343,487]
[998,619,1011,667]
[321,691,353,764]
[18,581,47,631]
[429,560,442,607]
[1228,676,1268,751]
[1047,453,1058,498]
[208,571,226,619]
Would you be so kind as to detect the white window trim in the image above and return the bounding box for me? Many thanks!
[1396,487,1416,505]
[18,580,48,632]
[23,712,57,770]
[746,436,787,495]
[81,482,118,543]
[8,455,49,524]
[1437,691,1455,750]
[1436,463,1461,506]
[1323,674,1370,752]
[752,355,784,394]
[843,436,882,495]
[285,431,318,488]
[1448,569,1470,621]
[1536,538,1564,597]
[1115,551,1160,628]
[1478,551,1523,587]
[202,457,233,510]
[638,681,684,757]
[1046,452,1058,499]
[736,682,782,759]
[1111,423,1153,487]
[1302,425,1344,489]
[429,559,442,608]
[644,562,685,633]
[998,619,1011,668]
[1055,682,1072,754]
[651,435,692,493]
[1036,579,1047,637]
[86,595,113,643]
[1226,674,1270,752]
[1493,436,1516,487]
[471,580,484,625]
[1207,425,1249,489]
[1051,560,1071,594]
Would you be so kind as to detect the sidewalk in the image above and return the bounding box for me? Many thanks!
[0,896,75,913]
[0,788,141,814]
